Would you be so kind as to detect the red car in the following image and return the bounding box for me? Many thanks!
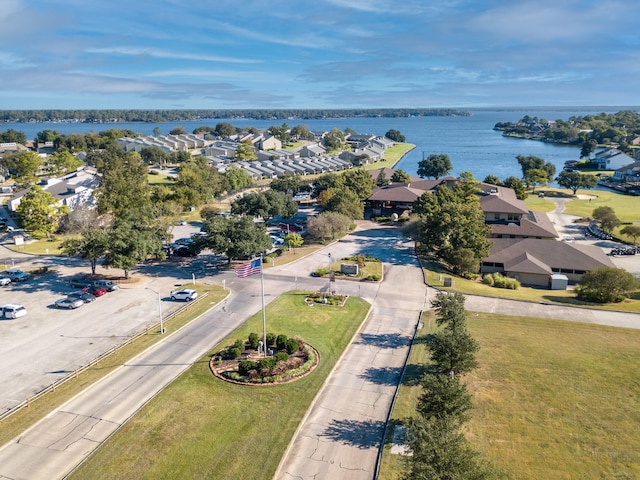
[279,223,303,233]
[83,286,107,297]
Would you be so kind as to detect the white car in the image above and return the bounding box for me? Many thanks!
[171,289,198,301]
[55,297,84,309]
[0,276,10,286]
[1,304,27,319]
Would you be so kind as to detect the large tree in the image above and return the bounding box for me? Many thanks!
[173,156,223,208]
[404,416,490,480]
[234,140,257,160]
[324,188,364,219]
[412,187,491,275]
[417,154,452,179]
[47,150,83,176]
[222,165,254,192]
[502,176,527,200]
[391,169,411,183]
[16,186,67,237]
[231,190,297,222]
[306,211,352,242]
[92,146,150,216]
[385,129,405,142]
[523,168,549,192]
[592,206,621,232]
[516,154,556,181]
[14,151,43,186]
[61,227,109,275]
[620,225,640,243]
[342,168,376,201]
[102,209,165,278]
[575,267,640,303]
[556,170,598,195]
[197,215,271,264]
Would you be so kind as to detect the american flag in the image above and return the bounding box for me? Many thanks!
[235,258,262,277]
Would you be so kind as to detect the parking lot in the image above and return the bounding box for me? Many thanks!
[0,235,210,417]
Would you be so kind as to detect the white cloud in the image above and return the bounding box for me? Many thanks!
[86,47,260,64]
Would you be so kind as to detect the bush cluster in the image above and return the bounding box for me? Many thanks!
[306,292,346,305]
[482,272,520,289]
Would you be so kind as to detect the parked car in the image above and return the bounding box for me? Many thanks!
[1,304,27,318]
[83,286,108,297]
[174,237,194,246]
[170,289,198,301]
[69,277,92,288]
[55,297,85,309]
[90,279,119,291]
[0,276,11,286]
[279,223,303,233]
[66,291,97,303]
[4,269,29,282]
[173,246,197,257]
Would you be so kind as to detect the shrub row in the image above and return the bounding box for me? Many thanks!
[482,272,520,289]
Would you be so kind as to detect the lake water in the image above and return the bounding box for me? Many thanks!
[1,109,615,182]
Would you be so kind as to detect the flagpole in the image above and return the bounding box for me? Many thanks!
[260,254,267,357]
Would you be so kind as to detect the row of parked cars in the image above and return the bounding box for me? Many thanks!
[1,269,31,318]
[54,278,120,309]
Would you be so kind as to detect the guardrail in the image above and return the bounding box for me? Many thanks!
[0,292,209,423]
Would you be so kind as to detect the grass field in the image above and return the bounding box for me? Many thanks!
[69,291,371,480]
[0,284,228,447]
[379,312,640,480]
[548,187,640,223]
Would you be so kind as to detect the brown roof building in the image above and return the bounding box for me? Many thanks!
[481,238,615,286]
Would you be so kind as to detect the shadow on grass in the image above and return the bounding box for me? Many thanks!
[321,418,386,449]
[402,362,442,385]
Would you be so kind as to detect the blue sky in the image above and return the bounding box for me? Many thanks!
[1,0,639,109]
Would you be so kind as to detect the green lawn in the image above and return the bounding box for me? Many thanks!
[549,187,640,223]
[368,143,415,170]
[379,312,640,480]
[0,284,228,447]
[69,291,371,480]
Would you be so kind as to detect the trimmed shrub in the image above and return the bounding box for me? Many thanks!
[274,351,289,363]
[238,360,256,376]
[266,332,277,347]
[228,347,242,359]
[248,332,260,349]
[233,339,244,350]
[285,337,299,354]
[276,334,288,351]
[482,273,495,286]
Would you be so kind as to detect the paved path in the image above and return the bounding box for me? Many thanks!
[273,227,427,480]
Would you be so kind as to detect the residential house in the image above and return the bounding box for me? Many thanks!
[593,148,635,171]
[299,144,327,157]
[613,161,640,182]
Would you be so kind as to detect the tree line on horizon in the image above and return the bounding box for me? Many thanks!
[0,108,470,123]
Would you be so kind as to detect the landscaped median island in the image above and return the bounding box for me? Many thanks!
[378,311,640,479]
[69,291,371,480]
[313,255,383,282]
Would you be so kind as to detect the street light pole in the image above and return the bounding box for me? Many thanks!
[145,287,164,334]
[327,252,332,295]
